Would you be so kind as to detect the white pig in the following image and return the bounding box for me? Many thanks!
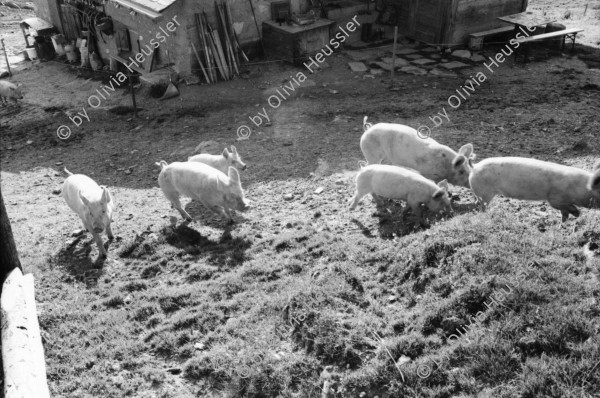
[156,160,248,223]
[349,164,452,226]
[0,81,23,106]
[62,168,114,257]
[188,146,247,175]
[469,157,600,221]
[360,117,475,188]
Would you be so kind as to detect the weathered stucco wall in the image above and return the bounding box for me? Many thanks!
[167,0,310,75]
[31,0,52,23]
[30,0,63,33]
[450,0,527,44]
[396,0,527,46]
[34,0,316,77]
[94,0,312,76]
[97,2,190,75]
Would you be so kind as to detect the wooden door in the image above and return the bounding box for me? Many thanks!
[59,4,82,41]
[414,0,444,44]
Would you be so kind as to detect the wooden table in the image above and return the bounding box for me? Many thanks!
[498,12,557,63]
[497,12,556,29]
[262,19,335,65]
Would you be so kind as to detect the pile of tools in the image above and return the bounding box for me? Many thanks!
[192,1,249,84]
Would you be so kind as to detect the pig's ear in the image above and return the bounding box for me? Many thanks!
[101,186,110,203]
[458,143,474,158]
[222,148,230,159]
[452,155,467,168]
[79,191,91,207]
[228,166,240,183]
[437,179,449,191]
[16,83,22,88]
[432,188,445,200]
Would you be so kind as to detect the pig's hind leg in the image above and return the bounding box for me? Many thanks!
[163,189,193,222]
[348,189,369,210]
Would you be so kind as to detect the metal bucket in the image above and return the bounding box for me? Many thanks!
[25,46,38,60]
[64,45,78,62]
[51,34,66,55]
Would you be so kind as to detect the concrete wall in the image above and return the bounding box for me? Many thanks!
[30,0,63,33]
[396,0,527,46]
[94,0,312,76]
[34,0,323,77]
[450,0,527,44]
[31,0,52,23]
[97,2,190,75]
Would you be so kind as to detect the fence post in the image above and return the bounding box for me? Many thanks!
[1,39,12,77]
[128,73,137,118]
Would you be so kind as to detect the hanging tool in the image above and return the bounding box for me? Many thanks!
[160,48,179,100]
[247,0,266,56]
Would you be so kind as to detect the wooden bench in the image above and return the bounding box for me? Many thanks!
[469,26,515,50]
[515,28,584,63]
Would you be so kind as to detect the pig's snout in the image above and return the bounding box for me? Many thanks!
[237,198,250,211]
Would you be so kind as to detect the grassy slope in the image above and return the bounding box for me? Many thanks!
[13,54,600,396]
[3,2,599,396]
[36,178,600,397]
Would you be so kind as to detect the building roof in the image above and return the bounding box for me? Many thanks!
[113,0,177,15]
[20,17,55,31]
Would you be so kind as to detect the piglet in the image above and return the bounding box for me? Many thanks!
[469,157,600,221]
[349,164,452,226]
[188,145,247,175]
[62,168,114,257]
[156,160,248,223]
[360,117,475,188]
[0,81,23,106]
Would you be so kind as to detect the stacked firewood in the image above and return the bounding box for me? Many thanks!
[191,2,248,83]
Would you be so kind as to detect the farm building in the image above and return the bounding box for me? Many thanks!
[396,0,529,46]
[26,0,530,79]
[28,0,290,77]
[27,0,333,78]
